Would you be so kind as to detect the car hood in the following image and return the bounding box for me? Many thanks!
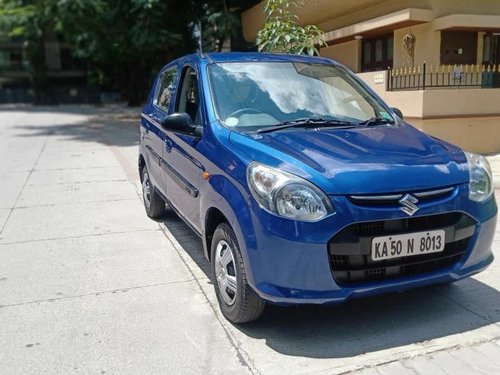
[229,124,469,195]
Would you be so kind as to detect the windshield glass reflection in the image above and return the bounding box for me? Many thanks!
[208,62,393,130]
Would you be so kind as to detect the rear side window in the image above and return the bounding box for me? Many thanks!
[155,68,177,111]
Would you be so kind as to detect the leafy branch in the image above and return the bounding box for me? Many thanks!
[256,0,326,55]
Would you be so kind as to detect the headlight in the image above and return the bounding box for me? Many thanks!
[465,152,493,202]
[247,162,334,221]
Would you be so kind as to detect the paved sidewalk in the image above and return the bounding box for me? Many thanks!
[354,339,500,375]
[0,106,499,374]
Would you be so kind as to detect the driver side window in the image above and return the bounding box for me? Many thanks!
[176,67,201,126]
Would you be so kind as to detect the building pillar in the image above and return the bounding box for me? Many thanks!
[477,31,485,66]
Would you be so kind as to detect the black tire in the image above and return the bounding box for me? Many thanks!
[141,165,166,219]
[211,222,265,323]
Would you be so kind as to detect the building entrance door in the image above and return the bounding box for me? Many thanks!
[361,33,393,72]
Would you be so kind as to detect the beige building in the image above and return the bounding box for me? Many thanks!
[242,0,500,153]
[243,0,500,71]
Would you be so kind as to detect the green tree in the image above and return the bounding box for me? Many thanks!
[202,0,241,52]
[61,0,200,106]
[0,0,232,105]
[0,0,77,103]
[256,0,325,55]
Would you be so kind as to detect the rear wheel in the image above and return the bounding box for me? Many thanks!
[141,166,166,218]
[211,223,265,323]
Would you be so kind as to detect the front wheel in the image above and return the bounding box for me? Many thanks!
[211,223,265,323]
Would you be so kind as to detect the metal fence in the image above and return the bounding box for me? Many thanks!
[387,63,500,91]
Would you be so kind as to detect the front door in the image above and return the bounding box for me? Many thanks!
[163,65,205,232]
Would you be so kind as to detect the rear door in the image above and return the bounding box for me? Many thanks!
[142,67,178,196]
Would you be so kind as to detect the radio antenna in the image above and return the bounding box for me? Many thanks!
[197,21,204,57]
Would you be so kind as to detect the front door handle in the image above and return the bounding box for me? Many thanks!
[165,139,173,153]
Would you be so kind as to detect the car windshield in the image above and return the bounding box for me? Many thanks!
[207,61,394,131]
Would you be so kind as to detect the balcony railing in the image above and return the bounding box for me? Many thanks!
[387,63,500,91]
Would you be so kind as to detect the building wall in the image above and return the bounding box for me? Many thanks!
[410,116,500,154]
[243,0,500,70]
[243,0,500,43]
[321,22,442,70]
[422,89,500,118]
[242,1,500,153]
[358,71,500,153]
[317,0,500,33]
[393,23,440,68]
[317,0,430,35]
[323,25,497,72]
[320,40,360,72]
[358,71,425,118]
[358,70,500,119]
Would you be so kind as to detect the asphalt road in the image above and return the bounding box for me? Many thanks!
[0,106,499,374]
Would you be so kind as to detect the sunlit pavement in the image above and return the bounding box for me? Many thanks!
[0,105,499,374]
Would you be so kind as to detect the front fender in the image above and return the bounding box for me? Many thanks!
[200,174,258,287]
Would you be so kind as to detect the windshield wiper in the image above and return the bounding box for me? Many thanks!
[358,117,393,127]
[256,118,355,134]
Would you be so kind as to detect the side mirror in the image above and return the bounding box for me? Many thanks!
[391,107,404,120]
[161,113,202,137]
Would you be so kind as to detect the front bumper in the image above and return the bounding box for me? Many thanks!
[242,184,497,304]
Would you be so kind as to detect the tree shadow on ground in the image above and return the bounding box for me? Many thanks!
[163,207,500,358]
[5,105,142,148]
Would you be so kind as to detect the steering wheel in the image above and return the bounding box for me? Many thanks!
[228,108,263,118]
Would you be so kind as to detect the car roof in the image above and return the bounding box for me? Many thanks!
[205,52,336,64]
[170,52,337,66]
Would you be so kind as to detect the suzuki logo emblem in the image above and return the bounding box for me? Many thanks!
[399,194,419,216]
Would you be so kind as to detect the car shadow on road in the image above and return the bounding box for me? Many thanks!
[163,209,500,358]
[236,279,499,358]
[161,208,211,277]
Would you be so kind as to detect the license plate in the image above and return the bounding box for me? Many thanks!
[371,230,445,261]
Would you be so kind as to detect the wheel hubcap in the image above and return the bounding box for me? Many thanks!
[214,240,237,305]
[142,171,151,208]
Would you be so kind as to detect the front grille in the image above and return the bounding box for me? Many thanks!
[351,221,385,237]
[328,213,475,285]
[349,186,455,206]
[350,213,462,237]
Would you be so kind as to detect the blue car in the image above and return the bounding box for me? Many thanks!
[138,52,497,323]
